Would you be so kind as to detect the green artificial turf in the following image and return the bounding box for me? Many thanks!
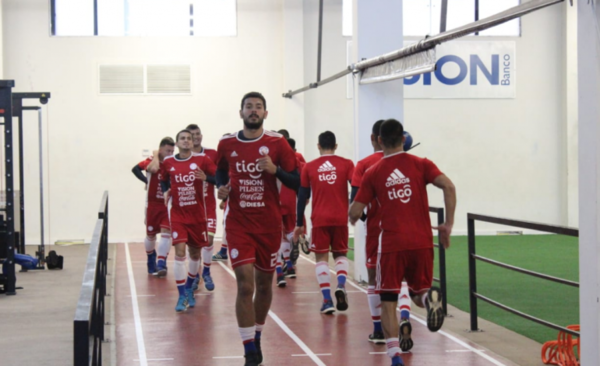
[349,234,579,344]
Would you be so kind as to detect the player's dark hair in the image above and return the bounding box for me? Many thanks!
[176,129,192,141]
[241,91,267,110]
[379,119,404,148]
[318,131,336,150]
[278,129,290,139]
[160,137,175,147]
[372,120,385,137]
[287,138,296,150]
[186,124,200,132]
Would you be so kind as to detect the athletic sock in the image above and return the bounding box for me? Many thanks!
[185,258,200,289]
[255,322,264,340]
[174,255,186,296]
[315,261,332,301]
[399,281,411,320]
[144,236,156,254]
[386,338,402,363]
[239,326,257,354]
[201,246,212,276]
[156,233,171,266]
[368,285,383,333]
[334,256,349,288]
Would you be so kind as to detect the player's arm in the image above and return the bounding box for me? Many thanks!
[349,172,375,225]
[293,186,311,240]
[131,164,148,184]
[276,167,300,191]
[349,200,367,226]
[146,150,160,174]
[349,186,368,222]
[431,174,456,249]
[215,145,230,200]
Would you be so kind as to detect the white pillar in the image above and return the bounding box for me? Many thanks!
[565,1,578,227]
[282,0,305,153]
[352,0,403,283]
[577,0,600,364]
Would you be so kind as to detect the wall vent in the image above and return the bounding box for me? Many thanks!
[99,65,144,94]
[99,64,191,95]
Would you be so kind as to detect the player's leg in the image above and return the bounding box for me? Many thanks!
[144,234,157,274]
[366,233,385,343]
[155,227,171,277]
[275,241,286,288]
[397,281,413,352]
[200,242,215,291]
[185,246,201,308]
[234,263,260,364]
[172,237,189,313]
[213,231,229,261]
[313,227,335,314]
[379,249,405,366]
[407,248,444,332]
[332,225,350,311]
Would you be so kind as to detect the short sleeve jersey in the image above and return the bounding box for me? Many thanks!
[161,153,217,225]
[351,151,384,235]
[216,130,297,234]
[355,151,443,252]
[301,155,354,228]
[138,157,164,205]
[201,147,218,213]
[280,153,306,215]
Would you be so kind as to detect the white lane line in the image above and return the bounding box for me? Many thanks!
[292,290,364,294]
[134,358,174,362]
[127,295,156,297]
[369,352,387,355]
[217,261,327,366]
[298,255,507,366]
[292,353,332,357]
[446,349,486,353]
[125,242,148,366]
[213,356,243,359]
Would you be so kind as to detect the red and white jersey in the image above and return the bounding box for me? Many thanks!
[351,151,384,235]
[200,147,218,213]
[280,153,306,215]
[301,155,354,228]
[216,130,297,234]
[138,157,164,205]
[161,153,217,225]
[354,151,443,252]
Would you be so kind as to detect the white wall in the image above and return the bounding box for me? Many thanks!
[3,0,286,243]
[300,1,570,235]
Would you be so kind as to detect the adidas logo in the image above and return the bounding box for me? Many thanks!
[231,151,238,157]
[385,168,410,187]
[170,167,176,172]
[317,161,336,172]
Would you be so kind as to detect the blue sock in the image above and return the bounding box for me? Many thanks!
[185,276,195,289]
[177,284,185,296]
[157,259,165,267]
[322,288,332,301]
[337,276,347,288]
[374,321,383,333]
[276,266,283,276]
[255,331,262,340]
[392,355,404,366]
[286,260,293,269]
[400,310,410,320]
[202,266,210,277]
[243,340,257,354]
[220,247,227,255]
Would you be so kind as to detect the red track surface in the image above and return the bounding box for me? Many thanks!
[116,242,513,366]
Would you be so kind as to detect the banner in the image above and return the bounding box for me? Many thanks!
[404,41,516,99]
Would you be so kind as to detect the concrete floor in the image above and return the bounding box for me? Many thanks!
[0,243,547,366]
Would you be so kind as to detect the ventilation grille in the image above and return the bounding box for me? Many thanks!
[99,64,191,94]
[147,65,191,93]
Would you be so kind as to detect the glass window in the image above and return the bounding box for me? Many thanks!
[479,0,521,36]
[55,0,94,36]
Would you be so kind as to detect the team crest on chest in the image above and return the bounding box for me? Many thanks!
[190,163,198,170]
[259,146,269,156]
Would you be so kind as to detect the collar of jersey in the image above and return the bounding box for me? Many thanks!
[383,151,406,159]
[236,130,265,143]
[174,153,193,162]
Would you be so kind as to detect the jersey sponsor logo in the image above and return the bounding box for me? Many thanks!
[231,248,239,259]
[240,193,264,201]
[174,171,196,187]
[388,184,412,203]
[190,163,198,170]
[236,160,264,179]
[319,171,337,185]
[239,200,266,208]
[385,169,411,187]
[317,161,336,172]
[231,151,238,157]
[259,146,269,155]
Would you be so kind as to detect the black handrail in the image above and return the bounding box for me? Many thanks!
[430,206,448,315]
[74,191,109,366]
[467,213,579,336]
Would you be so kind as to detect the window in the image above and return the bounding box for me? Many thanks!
[342,0,520,37]
[53,0,237,37]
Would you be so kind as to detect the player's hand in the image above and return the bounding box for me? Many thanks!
[292,226,304,242]
[219,199,227,210]
[163,189,171,206]
[153,149,158,157]
[257,154,277,174]
[432,223,453,249]
[217,183,231,200]
[194,168,207,181]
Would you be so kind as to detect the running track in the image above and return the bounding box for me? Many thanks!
[115,242,516,366]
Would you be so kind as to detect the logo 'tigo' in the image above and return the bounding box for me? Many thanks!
[236,160,264,179]
[319,172,337,185]
[174,171,196,187]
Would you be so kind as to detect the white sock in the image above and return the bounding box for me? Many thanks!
[144,236,156,254]
[188,258,200,278]
[315,261,331,300]
[201,246,213,275]
[157,233,171,262]
[386,337,401,358]
[368,285,382,325]
[398,281,411,320]
[334,256,349,287]
[174,255,186,287]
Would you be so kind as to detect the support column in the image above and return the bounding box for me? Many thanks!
[577,0,600,364]
[565,1,578,227]
[352,0,403,283]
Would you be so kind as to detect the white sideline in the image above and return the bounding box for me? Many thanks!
[125,242,148,366]
[298,254,507,366]
[217,261,327,366]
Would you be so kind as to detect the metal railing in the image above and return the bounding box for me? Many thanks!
[74,191,109,366]
[430,206,448,315]
[468,213,579,336]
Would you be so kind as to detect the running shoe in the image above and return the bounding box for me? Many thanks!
[175,294,188,313]
[255,337,263,364]
[192,274,201,292]
[185,288,196,308]
[425,286,445,332]
[290,238,300,264]
[212,252,228,261]
[147,252,157,274]
[154,260,167,277]
[203,274,215,291]
[244,351,261,366]
[334,287,349,311]
[320,299,335,314]
[368,331,386,344]
[299,235,310,255]
[399,320,413,352]
[284,266,296,278]
[276,274,287,288]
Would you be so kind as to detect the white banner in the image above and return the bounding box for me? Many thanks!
[404,41,516,99]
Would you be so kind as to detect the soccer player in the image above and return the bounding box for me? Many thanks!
[215,92,298,366]
[350,120,413,347]
[161,129,217,313]
[186,124,219,292]
[132,137,175,274]
[349,119,456,366]
[294,131,354,314]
